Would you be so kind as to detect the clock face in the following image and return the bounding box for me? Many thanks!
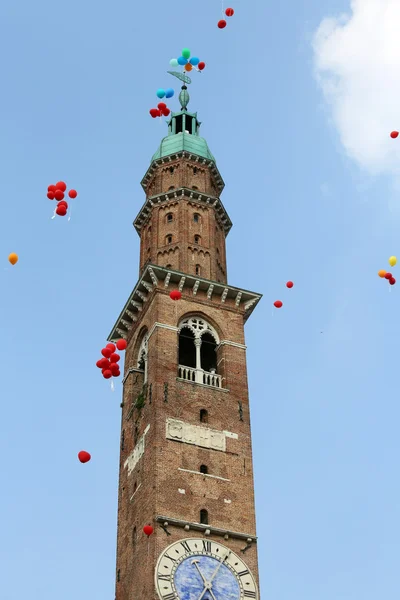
[155,538,258,600]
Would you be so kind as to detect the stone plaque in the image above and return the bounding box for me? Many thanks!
[166,418,228,452]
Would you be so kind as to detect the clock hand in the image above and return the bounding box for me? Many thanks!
[208,551,231,586]
[191,560,208,586]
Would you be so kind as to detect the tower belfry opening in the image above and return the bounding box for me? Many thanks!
[109,82,262,600]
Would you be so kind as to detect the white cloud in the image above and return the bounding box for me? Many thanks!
[313,0,400,177]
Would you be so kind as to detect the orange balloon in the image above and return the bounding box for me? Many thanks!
[8,253,18,265]
[184,63,193,72]
[378,269,386,278]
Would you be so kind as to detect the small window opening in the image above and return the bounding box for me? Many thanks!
[200,465,208,475]
[166,213,173,223]
[169,167,174,174]
[195,264,201,276]
[166,235,172,244]
[200,409,208,423]
[138,351,145,370]
[200,509,209,525]
[133,481,137,493]
[132,526,137,545]
[186,116,194,133]
[194,235,200,244]
[117,569,120,582]
[193,167,198,174]
[147,247,151,254]
[169,186,175,191]
[148,226,152,234]
[194,213,200,223]
[121,430,125,451]
[192,185,198,190]
[166,264,172,269]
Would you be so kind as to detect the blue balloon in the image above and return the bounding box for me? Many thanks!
[190,57,200,66]
[156,88,166,98]
[165,88,174,99]
[177,56,188,65]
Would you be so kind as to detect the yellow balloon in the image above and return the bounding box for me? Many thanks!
[389,256,397,267]
[8,253,18,265]
[378,269,386,278]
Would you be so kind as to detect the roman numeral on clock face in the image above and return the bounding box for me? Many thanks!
[162,594,176,600]
[180,540,191,553]
[243,591,256,598]
[238,569,250,577]
[158,573,171,582]
[164,552,178,564]
[202,540,211,552]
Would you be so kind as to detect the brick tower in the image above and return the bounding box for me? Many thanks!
[109,84,262,600]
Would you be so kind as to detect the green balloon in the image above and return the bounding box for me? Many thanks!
[170,58,179,67]
[181,48,191,59]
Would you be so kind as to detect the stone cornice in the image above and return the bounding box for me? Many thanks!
[107,265,262,342]
[155,515,257,543]
[140,151,225,195]
[133,187,232,236]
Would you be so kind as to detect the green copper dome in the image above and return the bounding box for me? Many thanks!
[151,85,216,163]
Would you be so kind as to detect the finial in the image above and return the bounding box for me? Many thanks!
[179,85,190,111]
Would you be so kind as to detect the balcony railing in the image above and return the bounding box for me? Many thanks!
[178,365,222,388]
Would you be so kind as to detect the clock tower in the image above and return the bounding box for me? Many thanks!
[109,85,262,600]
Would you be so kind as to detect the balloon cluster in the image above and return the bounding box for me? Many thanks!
[157,88,174,99]
[218,7,235,29]
[274,281,294,309]
[378,256,397,286]
[96,338,127,380]
[47,181,78,217]
[150,102,171,119]
[170,49,206,73]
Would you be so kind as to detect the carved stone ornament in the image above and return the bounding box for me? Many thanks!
[166,418,227,452]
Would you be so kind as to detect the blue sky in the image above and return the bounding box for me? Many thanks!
[1,0,399,599]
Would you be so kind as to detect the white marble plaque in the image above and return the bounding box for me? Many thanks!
[166,419,235,452]
[124,424,150,475]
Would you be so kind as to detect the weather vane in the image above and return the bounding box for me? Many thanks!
[167,70,192,86]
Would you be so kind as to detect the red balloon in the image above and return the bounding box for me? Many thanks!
[158,102,167,111]
[198,62,206,71]
[384,272,392,280]
[274,300,283,308]
[143,524,154,537]
[218,19,227,29]
[110,362,120,375]
[48,184,56,193]
[107,343,116,351]
[47,191,55,200]
[96,359,104,368]
[54,189,64,201]
[150,108,159,118]
[101,347,112,358]
[56,205,67,216]
[156,109,162,117]
[116,339,127,351]
[57,200,68,209]
[390,131,399,139]
[170,290,182,301]
[114,370,121,377]
[389,277,396,285]
[103,369,112,379]
[55,181,67,192]
[68,189,77,199]
[286,281,294,288]
[78,451,91,463]
[225,7,234,16]
[163,108,171,117]
[110,352,120,363]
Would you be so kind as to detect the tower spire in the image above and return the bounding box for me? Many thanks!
[179,84,190,111]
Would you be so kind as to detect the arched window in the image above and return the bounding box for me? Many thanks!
[168,185,175,190]
[137,332,148,382]
[166,213,173,223]
[193,167,198,174]
[169,167,174,174]
[194,235,200,244]
[166,264,172,269]
[192,185,198,190]
[178,317,220,386]
[195,264,201,276]
[200,509,209,525]
[200,465,208,475]
[166,234,172,245]
[200,409,208,423]
[193,213,200,223]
